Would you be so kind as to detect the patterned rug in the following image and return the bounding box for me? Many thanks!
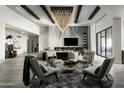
[0,68,113,88]
[30,69,114,88]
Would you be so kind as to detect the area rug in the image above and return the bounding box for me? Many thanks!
[30,69,114,88]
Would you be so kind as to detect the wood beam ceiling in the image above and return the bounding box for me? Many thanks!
[40,5,55,23]
[88,6,100,20]
[75,5,82,23]
[20,5,40,20]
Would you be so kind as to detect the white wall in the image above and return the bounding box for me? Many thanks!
[121,20,124,50]
[21,35,29,54]
[48,26,61,49]
[0,19,5,64]
[113,18,122,64]
[90,23,96,52]
[5,28,28,55]
[0,6,40,63]
[39,26,49,51]
[0,6,40,35]
[95,15,113,33]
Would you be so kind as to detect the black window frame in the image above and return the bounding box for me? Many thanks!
[96,26,112,58]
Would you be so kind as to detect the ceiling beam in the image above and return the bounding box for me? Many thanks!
[88,6,100,20]
[40,5,55,23]
[20,5,40,20]
[75,5,82,23]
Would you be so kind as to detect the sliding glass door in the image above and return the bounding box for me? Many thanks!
[96,27,112,57]
[106,28,112,57]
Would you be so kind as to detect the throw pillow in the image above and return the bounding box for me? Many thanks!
[94,66,101,74]
[40,64,49,73]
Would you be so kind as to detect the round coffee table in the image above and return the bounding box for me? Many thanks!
[53,59,85,73]
[61,63,78,73]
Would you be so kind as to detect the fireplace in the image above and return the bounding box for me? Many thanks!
[56,52,69,60]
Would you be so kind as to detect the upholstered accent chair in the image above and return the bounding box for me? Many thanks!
[30,58,59,87]
[82,57,115,88]
[78,51,95,67]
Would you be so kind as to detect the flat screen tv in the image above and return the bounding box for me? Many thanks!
[64,38,78,46]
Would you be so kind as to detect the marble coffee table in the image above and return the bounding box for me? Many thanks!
[54,59,85,73]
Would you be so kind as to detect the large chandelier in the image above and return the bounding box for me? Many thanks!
[50,7,73,32]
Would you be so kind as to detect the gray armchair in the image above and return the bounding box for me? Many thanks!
[78,51,95,67]
[82,57,115,87]
[30,58,59,87]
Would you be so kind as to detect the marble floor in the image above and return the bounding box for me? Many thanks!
[0,53,124,88]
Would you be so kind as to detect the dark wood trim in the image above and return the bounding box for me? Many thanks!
[100,32,102,56]
[40,5,55,23]
[122,50,124,64]
[105,29,107,57]
[20,5,40,20]
[96,33,98,54]
[75,5,82,23]
[88,6,100,20]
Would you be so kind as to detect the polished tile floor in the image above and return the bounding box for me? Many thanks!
[0,53,124,88]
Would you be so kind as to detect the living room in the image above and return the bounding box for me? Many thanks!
[0,4,124,89]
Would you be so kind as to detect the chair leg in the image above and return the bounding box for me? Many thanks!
[29,84,32,88]
[31,74,35,81]
[55,73,59,81]
[82,74,86,81]
[39,80,42,88]
[99,81,103,88]
[106,75,110,81]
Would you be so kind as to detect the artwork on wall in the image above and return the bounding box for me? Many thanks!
[6,35,21,49]
[6,35,13,39]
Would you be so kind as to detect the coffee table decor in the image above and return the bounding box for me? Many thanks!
[64,59,78,67]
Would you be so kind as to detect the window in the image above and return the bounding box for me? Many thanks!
[96,27,112,57]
